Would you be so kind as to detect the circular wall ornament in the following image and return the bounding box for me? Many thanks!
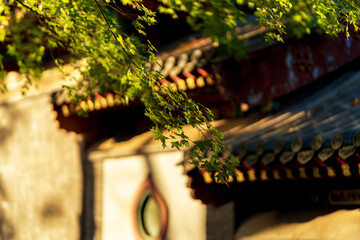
[311,135,323,151]
[273,140,284,154]
[291,137,303,153]
[353,132,360,147]
[331,133,343,150]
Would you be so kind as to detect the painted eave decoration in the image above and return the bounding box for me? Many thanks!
[189,70,360,185]
[52,54,221,118]
[51,20,266,117]
[52,25,360,121]
[51,37,227,117]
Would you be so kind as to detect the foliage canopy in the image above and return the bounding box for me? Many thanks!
[1,0,360,182]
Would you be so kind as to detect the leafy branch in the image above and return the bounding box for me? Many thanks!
[92,0,233,182]
[2,0,360,183]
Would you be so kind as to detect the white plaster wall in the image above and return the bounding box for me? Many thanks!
[101,151,206,240]
[149,151,206,240]
[102,155,148,240]
[0,94,83,240]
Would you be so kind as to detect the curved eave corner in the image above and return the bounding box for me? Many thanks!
[187,70,360,189]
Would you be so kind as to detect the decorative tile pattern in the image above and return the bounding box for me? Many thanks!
[197,71,360,183]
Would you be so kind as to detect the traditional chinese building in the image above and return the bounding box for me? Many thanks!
[2,12,360,240]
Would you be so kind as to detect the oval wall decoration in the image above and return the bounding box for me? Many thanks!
[133,175,168,240]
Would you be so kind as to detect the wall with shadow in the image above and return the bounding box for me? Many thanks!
[0,104,12,144]
[0,94,83,240]
[235,208,360,240]
[0,174,15,240]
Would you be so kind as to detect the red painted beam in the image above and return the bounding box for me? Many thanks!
[220,30,360,108]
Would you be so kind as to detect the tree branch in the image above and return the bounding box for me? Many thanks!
[14,0,52,21]
[92,0,140,70]
[95,0,128,17]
